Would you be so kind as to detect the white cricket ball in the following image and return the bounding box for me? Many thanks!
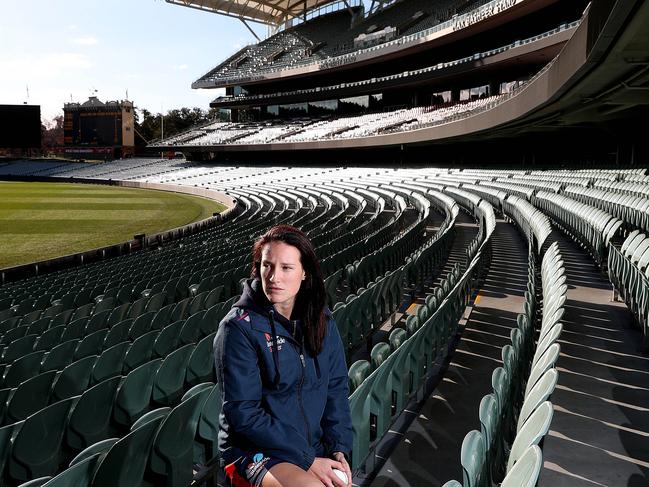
[332,468,348,485]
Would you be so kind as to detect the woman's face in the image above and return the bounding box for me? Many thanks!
[260,241,305,313]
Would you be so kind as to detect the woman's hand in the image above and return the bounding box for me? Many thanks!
[307,457,348,487]
[332,451,352,487]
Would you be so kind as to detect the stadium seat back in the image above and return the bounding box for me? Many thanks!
[152,344,194,406]
[91,415,164,487]
[149,387,211,486]
[8,396,79,483]
[67,376,122,452]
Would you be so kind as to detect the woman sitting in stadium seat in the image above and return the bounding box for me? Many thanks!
[214,225,353,487]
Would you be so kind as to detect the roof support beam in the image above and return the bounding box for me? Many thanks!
[240,17,262,41]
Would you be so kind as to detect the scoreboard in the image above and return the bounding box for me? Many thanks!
[0,105,41,149]
[63,98,134,159]
[64,108,122,146]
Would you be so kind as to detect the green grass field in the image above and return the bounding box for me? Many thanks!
[0,181,227,269]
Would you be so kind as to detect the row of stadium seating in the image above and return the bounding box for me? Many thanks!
[194,0,516,87]
[1,164,648,486]
[211,22,576,109]
[151,96,503,148]
[348,188,496,470]
[0,166,486,485]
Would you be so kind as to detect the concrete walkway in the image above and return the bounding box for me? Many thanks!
[539,233,649,487]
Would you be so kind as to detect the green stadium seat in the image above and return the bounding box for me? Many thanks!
[533,323,563,367]
[66,376,122,452]
[506,402,553,473]
[202,286,223,310]
[174,276,191,302]
[199,307,219,336]
[123,331,158,373]
[40,452,101,487]
[8,396,79,483]
[502,445,542,487]
[2,326,28,346]
[460,430,485,487]
[102,319,132,349]
[114,358,162,427]
[479,393,499,486]
[145,292,167,314]
[33,294,53,311]
[186,332,216,386]
[73,289,92,308]
[26,317,51,337]
[127,298,148,320]
[370,342,391,370]
[90,414,164,487]
[181,381,213,402]
[149,386,211,487]
[348,360,371,394]
[128,312,155,340]
[517,369,558,434]
[20,309,42,327]
[50,310,73,328]
[179,312,203,345]
[69,303,94,323]
[332,305,349,354]
[91,297,115,316]
[42,338,79,374]
[0,387,12,424]
[2,334,38,363]
[4,350,46,388]
[405,315,419,336]
[425,295,438,314]
[41,305,63,320]
[170,298,191,323]
[349,369,379,470]
[130,407,171,431]
[0,421,23,482]
[58,318,87,343]
[524,344,560,397]
[106,303,131,328]
[74,329,108,360]
[153,321,183,358]
[150,304,174,331]
[188,291,207,316]
[388,328,407,351]
[0,317,20,336]
[51,355,98,402]
[91,342,129,385]
[16,476,52,487]
[194,384,221,464]
[407,329,429,394]
[83,310,110,336]
[367,345,401,441]
[5,370,57,424]
[54,294,76,310]
[151,344,194,406]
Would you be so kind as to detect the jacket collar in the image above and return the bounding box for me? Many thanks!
[235,278,298,339]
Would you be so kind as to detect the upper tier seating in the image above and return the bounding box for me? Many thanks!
[194,0,514,86]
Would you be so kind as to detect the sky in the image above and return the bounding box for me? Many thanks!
[0,0,269,122]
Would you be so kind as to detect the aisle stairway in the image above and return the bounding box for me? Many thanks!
[539,231,649,486]
[370,218,529,486]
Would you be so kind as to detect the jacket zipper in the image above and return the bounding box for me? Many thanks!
[296,338,312,445]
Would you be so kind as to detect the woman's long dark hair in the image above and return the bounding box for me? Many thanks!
[251,224,327,355]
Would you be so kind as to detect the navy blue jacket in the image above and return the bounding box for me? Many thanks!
[213,278,352,471]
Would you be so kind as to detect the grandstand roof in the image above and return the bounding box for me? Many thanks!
[165,0,338,26]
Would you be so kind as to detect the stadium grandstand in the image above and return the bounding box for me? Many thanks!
[0,0,648,486]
